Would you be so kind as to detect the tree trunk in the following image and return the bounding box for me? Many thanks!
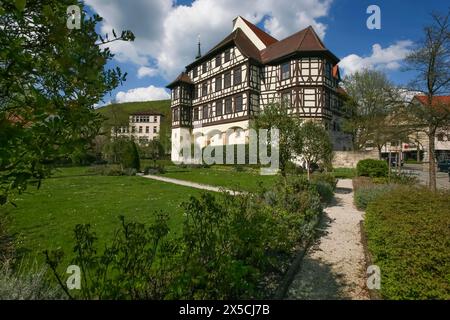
[377,145,382,160]
[306,161,310,181]
[428,129,437,191]
[416,144,420,162]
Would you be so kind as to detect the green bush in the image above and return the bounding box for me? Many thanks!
[311,172,338,190]
[121,141,140,171]
[365,187,450,299]
[313,181,334,204]
[87,165,124,176]
[356,159,388,178]
[354,184,394,210]
[390,172,419,185]
[102,138,140,171]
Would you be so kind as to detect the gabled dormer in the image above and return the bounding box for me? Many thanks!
[232,16,278,50]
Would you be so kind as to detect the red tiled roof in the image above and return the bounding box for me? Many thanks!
[414,95,450,106]
[239,16,278,47]
[185,28,263,68]
[261,26,338,63]
[166,72,194,89]
[131,111,164,116]
[7,114,24,124]
[332,65,340,79]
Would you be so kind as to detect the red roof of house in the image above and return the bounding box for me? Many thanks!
[166,72,194,89]
[332,65,340,79]
[414,95,450,106]
[239,16,278,47]
[131,111,164,116]
[261,26,339,64]
[171,19,340,86]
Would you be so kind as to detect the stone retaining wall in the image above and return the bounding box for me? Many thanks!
[332,150,379,168]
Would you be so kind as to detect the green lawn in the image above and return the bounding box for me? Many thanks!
[158,165,279,192]
[6,167,206,264]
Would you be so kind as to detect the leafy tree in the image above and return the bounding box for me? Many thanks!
[103,138,140,170]
[342,70,402,156]
[143,139,165,167]
[251,103,301,178]
[403,11,450,191]
[294,121,333,180]
[0,0,134,204]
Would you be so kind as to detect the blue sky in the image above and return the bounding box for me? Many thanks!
[84,0,449,106]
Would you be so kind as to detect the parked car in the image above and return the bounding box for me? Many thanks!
[437,159,450,172]
[386,156,404,167]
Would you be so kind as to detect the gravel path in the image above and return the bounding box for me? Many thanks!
[141,174,242,194]
[287,179,370,300]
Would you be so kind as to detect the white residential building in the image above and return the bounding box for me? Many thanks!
[112,111,163,145]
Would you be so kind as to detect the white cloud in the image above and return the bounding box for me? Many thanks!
[115,86,170,103]
[339,40,414,76]
[137,66,158,78]
[85,0,333,80]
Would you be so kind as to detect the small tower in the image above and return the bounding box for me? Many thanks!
[195,35,202,59]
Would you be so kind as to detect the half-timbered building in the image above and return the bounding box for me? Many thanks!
[167,16,352,163]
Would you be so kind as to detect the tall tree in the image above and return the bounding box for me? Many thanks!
[293,121,333,180]
[251,102,300,179]
[404,11,450,191]
[342,69,401,157]
[0,0,134,204]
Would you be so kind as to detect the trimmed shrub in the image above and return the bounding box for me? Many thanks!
[356,159,388,177]
[365,187,450,299]
[354,184,394,210]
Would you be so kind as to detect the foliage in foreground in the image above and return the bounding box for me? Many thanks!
[365,186,450,299]
[0,261,63,300]
[45,178,323,299]
[0,1,133,204]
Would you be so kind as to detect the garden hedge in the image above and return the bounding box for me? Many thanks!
[365,186,450,299]
[356,159,388,177]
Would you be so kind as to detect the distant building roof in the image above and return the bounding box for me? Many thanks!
[130,111,164,116]
[413,95,450,106]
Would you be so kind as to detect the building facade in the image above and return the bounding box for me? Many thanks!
[167,16,352,163]
[112,111,163,145]
[381,95,450,162]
